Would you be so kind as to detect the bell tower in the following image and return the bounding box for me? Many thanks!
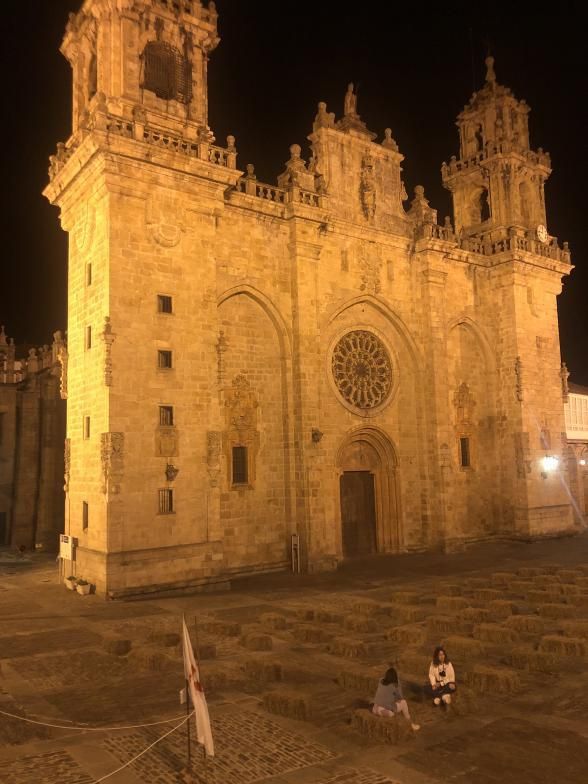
[442,57,552,239]
[62,0,219,138]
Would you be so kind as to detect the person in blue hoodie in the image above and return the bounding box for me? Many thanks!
[372,667,420,731]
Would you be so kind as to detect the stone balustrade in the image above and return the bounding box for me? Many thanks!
[442,142,551,179]
[235,177,325,208]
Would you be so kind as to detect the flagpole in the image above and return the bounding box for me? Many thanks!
[193,615,210,782]
[186,675,192,772]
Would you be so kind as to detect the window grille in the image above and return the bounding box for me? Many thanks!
[459,437,471,468]
[159,406,174,426]
[159,488,174,514]
[158,350,173,369]
[142,41,192,104]
[158,295,173,313]
[232,446,248,485]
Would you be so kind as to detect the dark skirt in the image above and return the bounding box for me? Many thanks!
[424,683,457,699]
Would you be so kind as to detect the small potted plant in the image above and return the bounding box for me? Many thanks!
[76,579,91,596]
[65,576,77,590]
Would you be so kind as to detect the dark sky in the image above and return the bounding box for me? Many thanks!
[1,1,586,383]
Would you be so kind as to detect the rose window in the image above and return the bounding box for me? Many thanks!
[332,330,392,409]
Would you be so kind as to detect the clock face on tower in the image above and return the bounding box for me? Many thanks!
[536,224,548,244]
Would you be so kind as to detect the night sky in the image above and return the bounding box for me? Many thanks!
[1,1,586,383]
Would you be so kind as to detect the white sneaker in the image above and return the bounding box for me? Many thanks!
[442,694,451,705]
[411,723,421,731]
[433,697,441,706]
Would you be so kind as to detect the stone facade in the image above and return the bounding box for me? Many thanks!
[0,328,66,549]
[564,383,588,523]
[44,1,579,597]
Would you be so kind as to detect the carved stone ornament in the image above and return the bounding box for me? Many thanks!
[165,463,179,482]
[73,201,95,252]
[53,330,68,400]
[560,361,570,403]
[101,317,115,386]
[224,374,259,437]
[360,153,376,220]
[156,426,179,457]
[100,432,124,494]
[358,246,382,295]
[514,355,523,402]
[146,193,185,248]
[332,331,392,410]
[64,438,71,494]
[514,432,531,478]
[207,430,221,487]
[454,382,476,426]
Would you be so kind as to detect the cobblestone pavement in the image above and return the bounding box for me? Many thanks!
[1,536,588,783]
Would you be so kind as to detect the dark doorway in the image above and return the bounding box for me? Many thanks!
[340,471,377,557]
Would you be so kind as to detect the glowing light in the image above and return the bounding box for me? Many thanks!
[541,456,559,473]
[580,459,587,466]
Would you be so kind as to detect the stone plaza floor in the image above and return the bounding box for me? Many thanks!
[1,534,588,784]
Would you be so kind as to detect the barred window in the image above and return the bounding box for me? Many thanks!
[157,294,173,314]
[159,405,174,426]
[158,350,173,369]
[159,488,174,514]
[232,446,248,485]
[142,41,192,104]
[459,437,471,468]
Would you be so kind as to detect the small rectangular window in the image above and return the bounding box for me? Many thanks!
[159,405,174,426]
[86,263,92,286]
[157,295,173,314]
[158,488,174,514]
[83,416,91,439]
[82,501,89,531]
[232,446,248,485]
[459,437,471,468]
[158,350,173,369]
[85,325,92,350]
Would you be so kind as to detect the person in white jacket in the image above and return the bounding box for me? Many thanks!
[425,646,456,706]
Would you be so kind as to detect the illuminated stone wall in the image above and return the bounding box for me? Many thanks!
[43,1,578,595]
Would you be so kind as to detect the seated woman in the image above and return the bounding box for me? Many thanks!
[372,667,420,731]
[425,646,456,706]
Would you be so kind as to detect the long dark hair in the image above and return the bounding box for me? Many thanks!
[433,646,450,665]
[381,667,399,685]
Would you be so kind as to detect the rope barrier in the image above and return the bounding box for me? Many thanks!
[0,707,191,732]
[92,713,192,783]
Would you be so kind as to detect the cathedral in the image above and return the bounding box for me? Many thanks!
[44,0,580,597]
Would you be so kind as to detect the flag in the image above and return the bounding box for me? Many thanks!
[182,616,215,757]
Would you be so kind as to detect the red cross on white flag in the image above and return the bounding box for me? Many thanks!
[182,616,215,757]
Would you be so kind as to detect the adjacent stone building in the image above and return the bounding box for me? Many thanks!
[44,0,581,597]
[564,381,588,521]
[0,327,66,549]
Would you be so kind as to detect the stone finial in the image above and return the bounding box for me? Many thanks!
[226,135,236,152]
[246,163,256,179]
[485,55,497,85]
[382,128,398,151]
[277,144,315,190]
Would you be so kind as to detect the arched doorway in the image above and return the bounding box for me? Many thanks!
[337,428,401,557]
